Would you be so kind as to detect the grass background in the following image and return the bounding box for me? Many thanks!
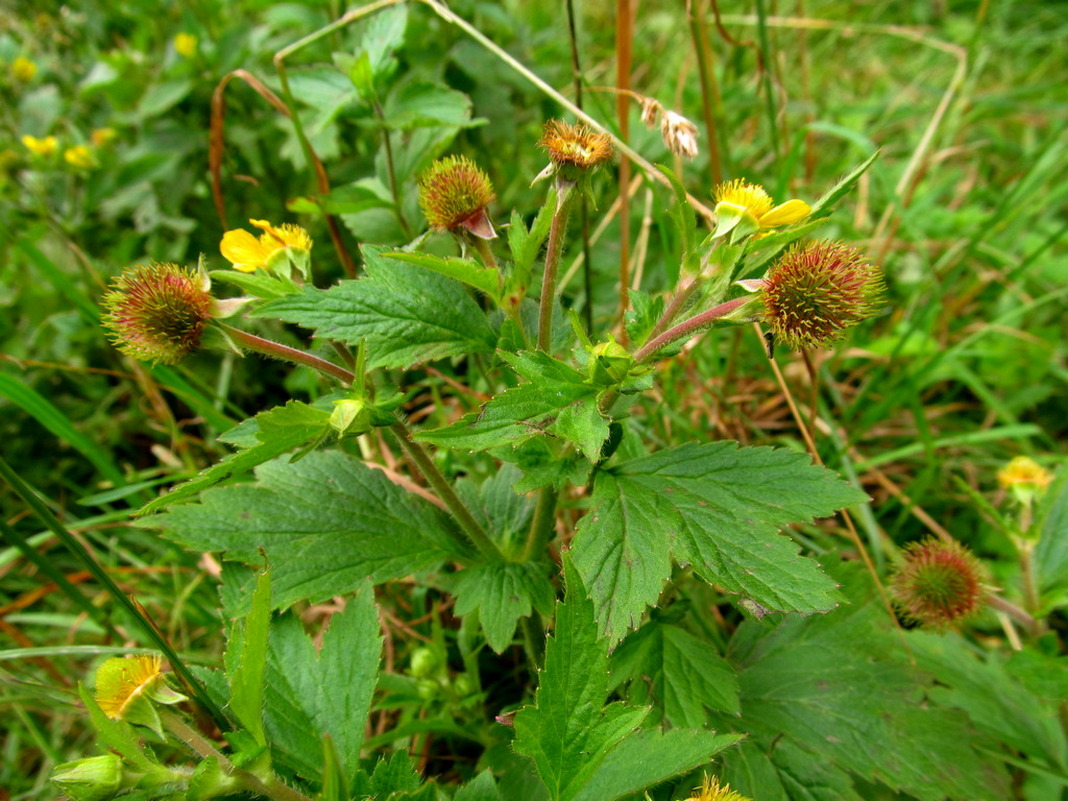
[0,0,1065,797]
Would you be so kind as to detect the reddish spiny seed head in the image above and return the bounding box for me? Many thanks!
[102,264,214,365]
[418,156,495,232]
[539,119,614,169]
[890,538,985,629]
[762,240,884,350]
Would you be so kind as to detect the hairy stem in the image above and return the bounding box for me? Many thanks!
[633,296,751,363]
[538,186,574,351]
[220,324,355,385]
[522,486,559,563]
[389,420,504,562]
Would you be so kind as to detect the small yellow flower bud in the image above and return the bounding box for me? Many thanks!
[64,145,97,170]
[174,33,197,57]
[998,456,1054,508]
[12,56,37,82]
[21,134,57,158]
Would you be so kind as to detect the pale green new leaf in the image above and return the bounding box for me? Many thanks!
[256,245,497,369]
[138,401,331,515]
[148,451,465,609]
[573,442,866,642]
[612,623,740,726]
[513,560,648,801]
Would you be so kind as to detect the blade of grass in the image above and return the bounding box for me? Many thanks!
[0,456,230,732]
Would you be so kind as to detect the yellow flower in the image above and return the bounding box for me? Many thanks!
[714,178,810,230]
[64,145,96,170]
[687,775,752,801]
[12,56,37,81]
[220,219,312,274]
[94,654,187,735]
[174,33,197,58]
[998,456,1054,507]
[92,128,117,147]
[22,134,57,157]
[95,655,164,719]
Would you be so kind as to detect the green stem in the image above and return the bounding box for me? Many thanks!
[1017,538,1040,616]
[633,296,752,363]
[0,457,230,733]
[986,593,1039,638]
[643,277,703,345]
[522,486,559,563]
[389,420,504,563]
[538,185,575,352]
[220,324,354,385]
[162,711,313,801]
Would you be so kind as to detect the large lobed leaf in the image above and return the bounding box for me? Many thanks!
[146,451,466,609]
[513,558,737,801]
[573,442,867,642]
[256,245,497,369]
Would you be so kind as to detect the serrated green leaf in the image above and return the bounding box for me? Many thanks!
[513,558,648,801]
[809,150,880,219]
[418,351,608,460]
[570,729,742,801]
[256,245,497,369]
[612,623,740,726]
[384,251,500,300]
[383,81,475,129]
[148,451,465,608]
[722,588,1010,801]
[507,189,555,296]
[453,561,555,653]
[225,569,271,746]
[454,769,503,801]
[262,585,380,783]
[573,442,865,641]
[209,269,302,299]
[137,401,331,515]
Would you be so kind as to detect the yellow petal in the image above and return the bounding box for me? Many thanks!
[220,229,269,272]
[759,199,811,227]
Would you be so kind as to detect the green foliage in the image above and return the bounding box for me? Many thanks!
[149,451,466,609]
[573,442,865,642]
[4,2,1067,800]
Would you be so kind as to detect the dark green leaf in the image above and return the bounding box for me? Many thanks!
[570,729,742,801]
[454,770,503,801]
[612,623,740,726]
[225,569,271,745]
[209,269,302,299]
[263,585,380,783]
[513,558,648,801]
[573,442,865,641]
[256,246,497,369]
[148,451,464,608]
[418,351,609,460]
[384,251,500,300]
[453,561,555,653]
[137,401,331,515]
[384,81,476,129]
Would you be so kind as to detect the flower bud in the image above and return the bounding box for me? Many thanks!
[329,398,372,437]
[102,263,215,365]
[418,155,497,239]
[890,537,985,629]
[761,240,884,351]
[51,755,124,801]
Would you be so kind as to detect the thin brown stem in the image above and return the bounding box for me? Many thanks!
[633,296,751,363]
[220,324,354,385]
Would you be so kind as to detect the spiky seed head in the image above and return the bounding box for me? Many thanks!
[539,119,614,171]
[418,155,496,239]
[762,240,884,351]
[890,538,986,629]
[102,263,214,365]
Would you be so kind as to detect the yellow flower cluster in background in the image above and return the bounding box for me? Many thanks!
[174,33,197,57]
[11,56,37,81]
[22,134,57,157]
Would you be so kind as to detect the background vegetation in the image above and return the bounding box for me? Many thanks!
[1,0,1065,799]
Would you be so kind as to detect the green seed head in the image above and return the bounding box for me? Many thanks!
[418,155,496,238]
[890,537,985,629]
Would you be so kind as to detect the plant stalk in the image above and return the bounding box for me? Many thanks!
[633,296,752,363]
[538,185,575,351]
[220,324,355,385]
[389,420,504,563]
